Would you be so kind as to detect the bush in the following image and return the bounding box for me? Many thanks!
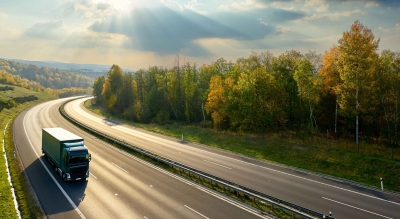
[154,111,169,125]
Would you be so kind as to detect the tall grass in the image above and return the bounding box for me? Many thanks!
[0,84,55,218]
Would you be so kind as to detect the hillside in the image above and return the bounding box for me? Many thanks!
[4,58,134,79]
[0,84,56,218]
[0,59,93,89]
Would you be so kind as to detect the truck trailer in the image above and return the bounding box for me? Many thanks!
[42,127,91,181]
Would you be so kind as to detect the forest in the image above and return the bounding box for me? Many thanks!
[0,60,92,97]
[0,59,93,89]
[93,21,399,150]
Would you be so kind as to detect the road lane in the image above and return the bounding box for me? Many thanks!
[15,98,266,219]
[65,97,400,218]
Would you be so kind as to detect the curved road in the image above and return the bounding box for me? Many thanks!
[14,98,267,219]
[64,97,400,219]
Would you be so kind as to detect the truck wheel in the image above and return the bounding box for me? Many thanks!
[62,172,66,181]
[55,167,58,173]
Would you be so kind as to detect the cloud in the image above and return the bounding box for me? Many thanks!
[276,25,290,34]
[73,0,113,18]
[61,31,129,49]
[97,3,112,11]
[219,0,269,11]
[89,7,276,56]
[303,9,364,21]
[378,23,400,33]
[305,0,329,12]
[365,1,379,7]
[0,13,8,20]
[270,9,307,22]
[25,20,68,40]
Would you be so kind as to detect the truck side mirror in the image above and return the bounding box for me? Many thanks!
[89,154,91,161]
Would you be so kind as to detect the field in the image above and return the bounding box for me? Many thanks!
[0,84,55,219]
[85,100,400,192]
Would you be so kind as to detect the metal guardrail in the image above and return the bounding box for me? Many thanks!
[59,98,335,219]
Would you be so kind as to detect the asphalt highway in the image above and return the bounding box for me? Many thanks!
[14,97,267,219]
[64,97,400,219]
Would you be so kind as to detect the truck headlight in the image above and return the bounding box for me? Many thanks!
[66,173,71,179]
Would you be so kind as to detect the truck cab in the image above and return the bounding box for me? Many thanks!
[61,142,91,180]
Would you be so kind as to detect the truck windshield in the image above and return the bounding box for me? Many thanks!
[69,154,88,164]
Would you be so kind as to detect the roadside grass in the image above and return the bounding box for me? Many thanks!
[85,100,400,192]
[0,84,55,219]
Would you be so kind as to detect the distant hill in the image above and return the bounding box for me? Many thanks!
[4,58,134,73]
[0,59,93,89]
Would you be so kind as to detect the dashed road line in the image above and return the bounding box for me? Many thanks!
[111,162,129,173]
[203,160,232,169]
[89,172,97,179]
[184,205,209,219]
[322,197,393,219]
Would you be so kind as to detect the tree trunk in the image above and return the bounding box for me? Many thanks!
[309,100,313,129]
[356,87,359,151]
[335,94,338,133]
[202,102,206,122]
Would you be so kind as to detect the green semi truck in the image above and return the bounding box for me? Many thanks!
[42,127,91,181]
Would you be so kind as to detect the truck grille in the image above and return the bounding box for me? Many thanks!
[70,166,87,178]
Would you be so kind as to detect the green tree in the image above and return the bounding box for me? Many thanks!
[183,63,197,123]
[337,20,380,146]
[294,59,322,131]
[107,64,124,110]
[93,76,105,104]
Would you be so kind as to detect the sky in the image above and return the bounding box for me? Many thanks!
[0,0,399,70]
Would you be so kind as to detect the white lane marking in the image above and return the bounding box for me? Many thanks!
[203,160,232,169]
[186,145,400,206]
[93,139,268,218]
[322,197,393,219]
[23,111,86,219]
[73,98,400,206]
[111,162,129,173]
[89,172,97,179]
[184,205,209,219]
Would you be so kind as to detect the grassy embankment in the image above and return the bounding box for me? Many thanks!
[0,84,55,219]
[85,100,400,192]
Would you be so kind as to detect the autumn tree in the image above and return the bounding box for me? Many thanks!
[337,20,380,146]
[205,76,226,129]
[320,46,341,133]
[101,78,116,110]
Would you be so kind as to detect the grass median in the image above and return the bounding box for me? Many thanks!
[85,100,400,193]
[0,84,55,219]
